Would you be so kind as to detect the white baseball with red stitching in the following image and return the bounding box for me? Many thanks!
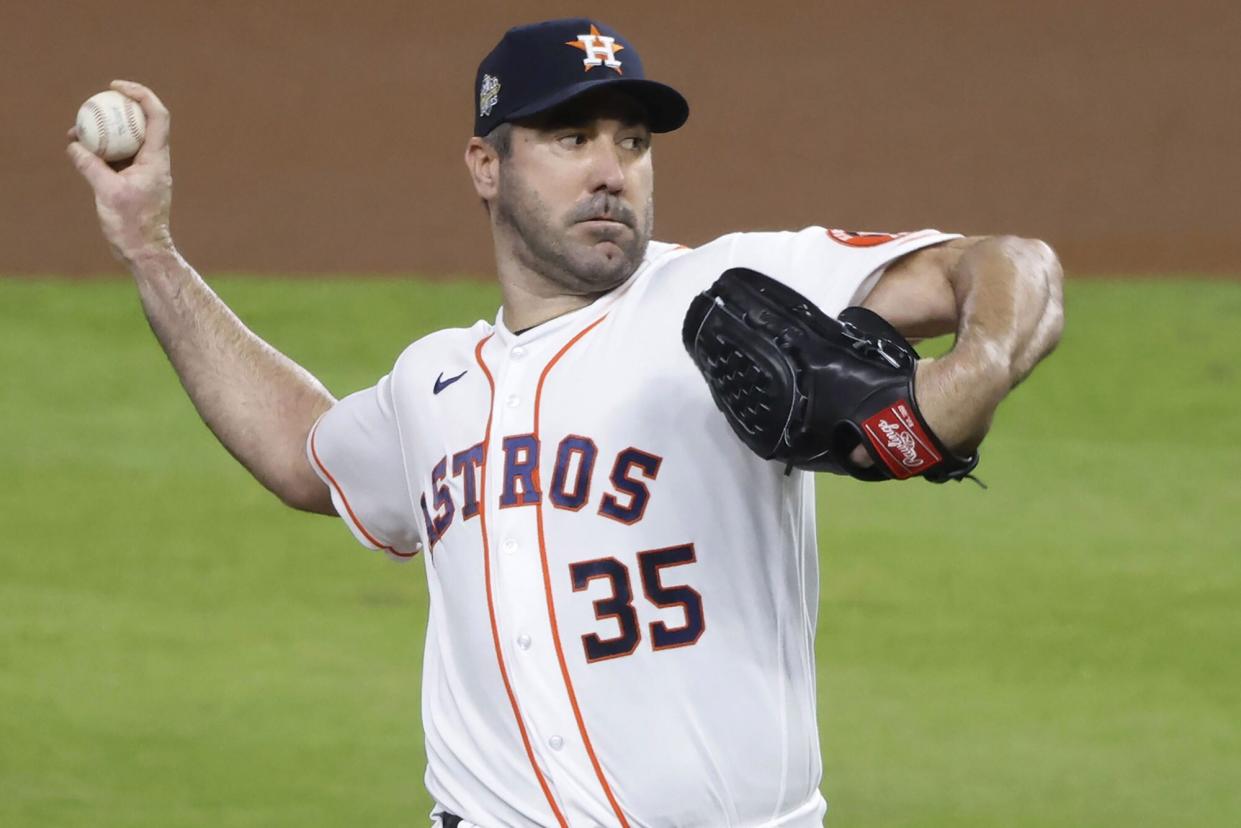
[75,90,146,162]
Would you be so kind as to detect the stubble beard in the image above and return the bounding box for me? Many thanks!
[494,165,654,297]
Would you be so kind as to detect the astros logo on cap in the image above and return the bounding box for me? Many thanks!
[565,24,624,74]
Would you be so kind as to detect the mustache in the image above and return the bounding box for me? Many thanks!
[568,194,636,228]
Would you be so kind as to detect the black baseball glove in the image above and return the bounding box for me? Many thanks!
[681,267,979,483]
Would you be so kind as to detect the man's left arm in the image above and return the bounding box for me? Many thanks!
[860,235,1065,456]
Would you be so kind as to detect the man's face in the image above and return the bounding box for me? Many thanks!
[492,91,655,297]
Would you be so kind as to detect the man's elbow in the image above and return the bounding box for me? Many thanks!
[1004,236,1066,376]
[1024,237,1066,347]
[992,233,1063,299]
[273,474,337,516]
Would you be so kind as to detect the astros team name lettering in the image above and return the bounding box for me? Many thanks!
[419,434,662,547]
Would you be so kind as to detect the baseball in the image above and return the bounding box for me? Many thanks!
[75,90,146,162]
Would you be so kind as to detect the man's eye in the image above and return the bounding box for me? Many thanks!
[559,134,587,147]
[621,136,648,151]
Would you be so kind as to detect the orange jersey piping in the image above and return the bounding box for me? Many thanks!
[309,422,418,558]
[473,333,569,827]
[532,314,632,827]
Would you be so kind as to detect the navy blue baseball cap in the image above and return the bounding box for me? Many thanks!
[473,18,689,137]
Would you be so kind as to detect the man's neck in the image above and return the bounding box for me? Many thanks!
[499,279,597,333]
[492,235,603,332]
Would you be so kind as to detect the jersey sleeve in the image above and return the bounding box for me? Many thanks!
[307,373,424,561]
[723,227,962,317]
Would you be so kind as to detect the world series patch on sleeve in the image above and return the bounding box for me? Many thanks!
[682,267,980,483]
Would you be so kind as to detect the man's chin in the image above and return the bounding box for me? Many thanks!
[589,238,629,261]
[565,245,644,293]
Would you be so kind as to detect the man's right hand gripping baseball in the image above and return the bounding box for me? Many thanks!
[67,80,336,514]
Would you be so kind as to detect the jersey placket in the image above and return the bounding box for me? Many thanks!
[481,329,608,825]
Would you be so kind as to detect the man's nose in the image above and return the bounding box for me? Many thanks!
[586,139,626,194]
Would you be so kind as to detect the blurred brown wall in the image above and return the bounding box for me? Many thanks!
[5,0,1239,277]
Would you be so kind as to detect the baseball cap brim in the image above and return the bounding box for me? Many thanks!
[504,77,689,133]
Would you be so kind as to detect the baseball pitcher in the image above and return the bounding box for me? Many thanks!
[68,18,1063,828]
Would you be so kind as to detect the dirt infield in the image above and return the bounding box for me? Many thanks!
[7,1,1239,277]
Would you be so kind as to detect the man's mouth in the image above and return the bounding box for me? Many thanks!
[577,217,629,229]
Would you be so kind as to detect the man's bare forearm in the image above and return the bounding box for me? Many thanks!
[129,246,336,513]
[67,81,336,514]
[919,236,1064,451]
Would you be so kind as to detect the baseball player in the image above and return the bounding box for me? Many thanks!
[67,18,1063,828]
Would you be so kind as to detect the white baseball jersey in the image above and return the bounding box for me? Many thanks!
[308,227,958,827]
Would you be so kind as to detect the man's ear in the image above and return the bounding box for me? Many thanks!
[465,137,500,203]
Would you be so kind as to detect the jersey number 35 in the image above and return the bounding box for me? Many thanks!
[569,543,706,663]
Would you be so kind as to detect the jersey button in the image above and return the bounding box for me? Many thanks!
[511,346,526,359]
[548,735,564,751]
[505,394,520,408]
[516,634,532,650]
[503,538,518,554]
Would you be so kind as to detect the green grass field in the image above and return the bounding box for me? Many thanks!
[2,275,1238,826]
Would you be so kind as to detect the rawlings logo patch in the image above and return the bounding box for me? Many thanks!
[861,401,942,479]
[877,418,921,466]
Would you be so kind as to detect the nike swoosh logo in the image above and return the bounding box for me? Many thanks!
[433,370,468,395]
